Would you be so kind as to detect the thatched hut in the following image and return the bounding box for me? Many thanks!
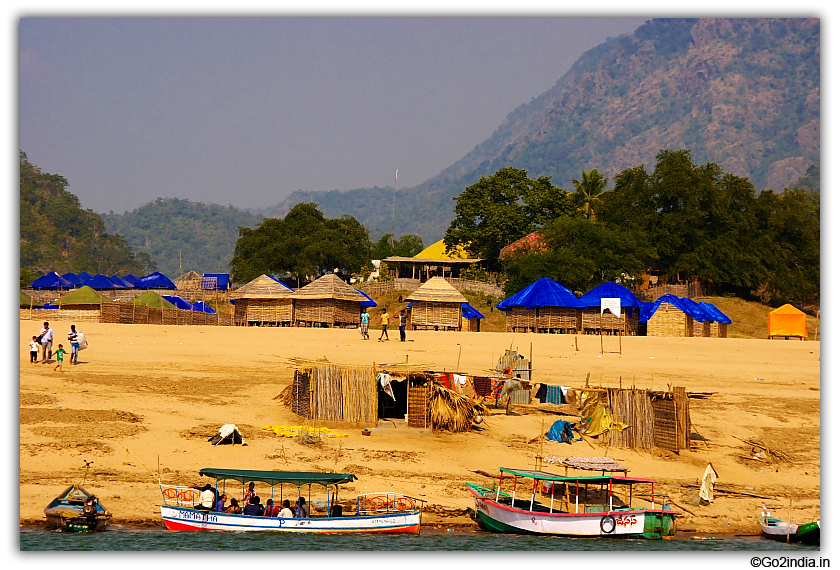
[174,271,204,291]
[291,274,366,328]
[54,286,112,310]
[461,303,485,332]
[496,278,583,333]
[579,283,643,335]
[642,294,696,337]
[230,274,295,326]
[132,290,177,309]
[405,277,468,331]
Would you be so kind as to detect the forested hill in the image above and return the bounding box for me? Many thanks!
[263,18,819,244]
[102,199,263,277]
[19,151,156,286]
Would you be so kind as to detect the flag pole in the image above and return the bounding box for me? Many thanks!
[392,169,398,248]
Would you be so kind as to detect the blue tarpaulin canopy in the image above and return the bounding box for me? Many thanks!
[162,295,193,310]
[497,278,583,310]
[354,288,378,308]
[85,274,117,290]
[641,294,709,322]
[191,301,217,314]
[202,273,230,290]
[76,272,94,284]
[578,282,643,310]
[699,302,732,324]
[110,275,134,288]
[122,274,140,286]
[61,272,84,286]
[461,302,485,319]
[136,272,176,289]
[29,272,74,290]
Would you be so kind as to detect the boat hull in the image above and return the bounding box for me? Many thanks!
[160,505,421,533]
[470,490,676,539]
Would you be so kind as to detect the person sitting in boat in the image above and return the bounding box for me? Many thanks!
[296,497,310,518]
[264,498,280,517]
[278,499,294,518]
[195,484,216,511]
[243,496,264,516]
[226,498,242,514]
[244,482,257,505]
[215,493,227,513]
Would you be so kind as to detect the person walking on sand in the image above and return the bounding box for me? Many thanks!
[359,309,370,340]
[53,344,66,372]
[67,325,80,365]
[39,322,54,363]
[29,336,39,364]
[398,309,408,342]
[378,308,390,341]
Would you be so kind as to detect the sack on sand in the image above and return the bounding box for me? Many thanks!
[77,331,88,350]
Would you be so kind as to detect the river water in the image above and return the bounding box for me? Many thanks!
[20,528,820,551]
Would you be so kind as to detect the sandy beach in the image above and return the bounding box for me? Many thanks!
[19,320,820,534]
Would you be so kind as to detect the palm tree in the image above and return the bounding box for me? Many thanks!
[572,169,608,220]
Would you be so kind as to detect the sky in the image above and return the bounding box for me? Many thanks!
[19,17,650,214]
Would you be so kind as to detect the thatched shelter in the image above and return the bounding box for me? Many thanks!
[20,290,43,308]
[230,274,295,326]
[406,277,468,331]
[496,278,583,334]
[54,286,112,310]
[291,274,366,328]
[643,295,695,337]
[383,239,485,280]
[174,271,204,291]
[131,291,177,309]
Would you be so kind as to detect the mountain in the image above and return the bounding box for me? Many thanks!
[102,198,263,277]
[19,151,156,286]
[266,18,820,244]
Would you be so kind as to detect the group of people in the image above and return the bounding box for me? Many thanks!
[28,322,81,371]
[360,308,408,342]
[194,483,310,518]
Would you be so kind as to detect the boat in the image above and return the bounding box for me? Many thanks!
[466,468,677,539]
[760,502,819,545]
[44,485,111,532]
[159,468,423,533]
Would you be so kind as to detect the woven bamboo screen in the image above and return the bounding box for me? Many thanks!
[295,299,361,327]
[93,301,233,327]
[692,320,711,337]
[646,303,692,337]
[25,308,101,323]
[506,307,536,332]
[709,322,728,338]
[409,301,462,330]
[407,385,431,428]
[291,370,311,417]
[468,318,480,332]
[582,308,639,334]
[607,389,655,449]
[308,365,377,423]
[235,299,294,325]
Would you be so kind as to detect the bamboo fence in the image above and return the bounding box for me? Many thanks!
[407,385,431,428]
[709,322,729,338]
[692,320,711,337]
[234,299,294,326]
[291,370,311,417]
[505,306,581,333]
[581,308,639,335]
[306,365,378,423]
[606,388,656,449]
[294,299,361,328]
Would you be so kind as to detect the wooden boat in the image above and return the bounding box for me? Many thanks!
[44,485,111,532]
[159,468,422,533]
[760,503,819,545]
[467,468,676,539]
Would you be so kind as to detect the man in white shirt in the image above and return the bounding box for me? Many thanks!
[196,484,216,511]
[39,322,54,364]
[278,499,294,518]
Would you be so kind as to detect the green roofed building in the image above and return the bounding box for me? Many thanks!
[20,290,43,308]
[54,286,112,309]
[131,290,177,309]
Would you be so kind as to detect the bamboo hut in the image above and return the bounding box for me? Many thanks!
[405,276,468,331]
[174,271,204,291]
[700,302,731,338]
[496,278,583,333]
[642,294,695,337]
[461,303,485,332]
[578,283,642,335]
[230,274,295,326]
[291,273,366,328]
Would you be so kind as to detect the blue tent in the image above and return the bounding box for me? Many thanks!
[110,275,134,288]
[461,302,485,320]
[162,295,193,310]
[85,274,117,290]
[122,274,140,286]
[202,273,230,291]
[61,272,84,286]
[192,301,217,314]
[41,302,61,309]
[76,271,94,284]
[29,272,74,290]
[699,302,732,325]
[136,272,176,289]
[354,288,378,308]
[641,294,706,322]
[578,282,643,311]
[497,278,583,311]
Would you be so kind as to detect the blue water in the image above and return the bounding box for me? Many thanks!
[19,528,820,551]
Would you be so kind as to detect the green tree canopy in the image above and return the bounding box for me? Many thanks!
[371,233,425,260]
[229,203,371,285]
[571,169,609,220]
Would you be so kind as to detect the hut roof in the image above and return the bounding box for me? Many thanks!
[135,272,177,289]
[76,271,94,283]
[174,271,203,289]
[499,231,549,260]
[162,295,194,310]
[54,286,111,305]
[406,277,468,303]
[61,272,84,286]
[579,282,643,310]
[461,302,485,320]
[20,290,43,308]
[85,273,118,290]
[414,239,471,260]
[29,271,74,290]
[122,274,140,286]
[355,288,378,308]
[641,294,705,322]
[291,273,367,301]
[192,301,217,314]
[699,302,732,325]
[131,290,177,309]
[496,278,582,310]
[230,274,295,299]
[110,275,134,288]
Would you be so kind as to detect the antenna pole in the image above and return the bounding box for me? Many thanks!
[392,169,398,248]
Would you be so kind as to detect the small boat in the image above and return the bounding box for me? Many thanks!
[760,503,819,545]
[44,485,111,532]
[159,468,423,533]
[467,467,677,539]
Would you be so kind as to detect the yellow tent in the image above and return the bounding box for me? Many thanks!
[413,239,471,260]
[768,304,808,339]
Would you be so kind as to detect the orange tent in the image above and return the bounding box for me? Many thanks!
[768,304,808,339]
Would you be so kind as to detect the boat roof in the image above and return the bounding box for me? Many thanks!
[199,468,358,487]
[500,467,656,484]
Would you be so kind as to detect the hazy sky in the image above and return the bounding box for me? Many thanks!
[19,17,649,214]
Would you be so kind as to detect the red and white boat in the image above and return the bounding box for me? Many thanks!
[160,468,422,533]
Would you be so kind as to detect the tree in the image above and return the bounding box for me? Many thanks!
[370,233,424,260]
[444,167,576,265]
[571,169,609,220]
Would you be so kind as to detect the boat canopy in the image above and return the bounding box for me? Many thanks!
[499,467,656,485]
[198,468,358,487]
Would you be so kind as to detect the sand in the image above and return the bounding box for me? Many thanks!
[19,319,820,533]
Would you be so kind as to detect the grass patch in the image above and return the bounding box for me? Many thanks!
[696,296,819,340]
